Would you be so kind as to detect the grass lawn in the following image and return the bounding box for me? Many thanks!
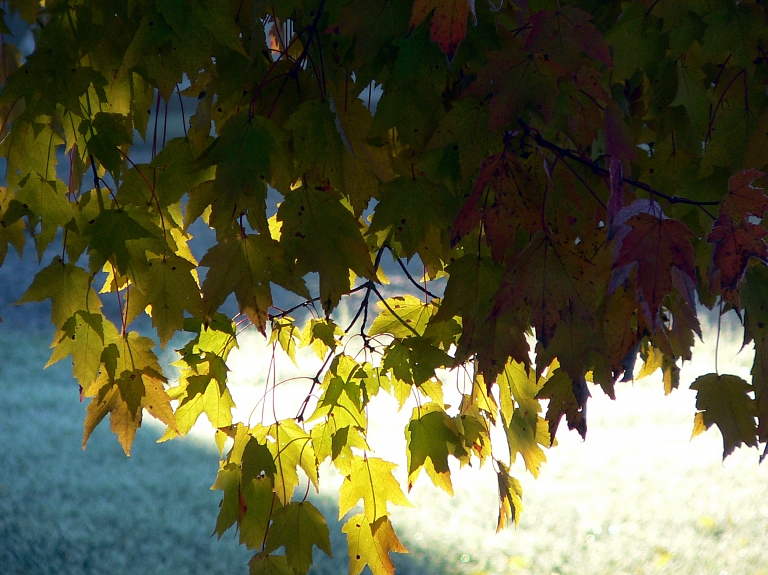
[1,307,767,575]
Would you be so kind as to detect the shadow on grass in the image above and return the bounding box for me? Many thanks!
[0,330,457,575]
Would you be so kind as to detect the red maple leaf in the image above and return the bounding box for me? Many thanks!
[719,169,768,224]
[469,45,564,130]
[410,0,474,60]
[524,6,612,70]
[708,213,768,291]
[450,152,542,262]
[613,212,696,328]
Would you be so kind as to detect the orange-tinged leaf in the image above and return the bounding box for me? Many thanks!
[343,514,407,575]
[409,0,472,60]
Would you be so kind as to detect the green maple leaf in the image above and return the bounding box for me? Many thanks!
[248,553,293,575]
[264,501,332,575]
[199,114,288,231]
[81,331,176,455]
[284,99,344,188]
[83,367,175,456]
[0,120,61,191]
[266,419,318,505]
[496,360,542,424]
[277,186,376,313]
[200,233,309,333]
[342,514,408,575]
[405,402,462,494]
[0,185,25,265]
[496,461,523,531]
[163,372,236,438]
[125,137,215,207]
[670,50,709,138]
[368,294,437,339]
[367,177,450,262]
[128,253,202,347]
[269,317,300,365]
[80,112,133,179]
[46,311,118,391]
[308,354,366,430]
[210,461,241,538]
[240,476,277,550]
[300,318,344,360]
[382,337,451,387]
[338,456,412,523]
[12,174,73,259]
[536,368,588,443]
[504,406,547,479]
[312,419,369,476]
[17,258,102,329]
[84,208,159,275]
[690,373,759,459]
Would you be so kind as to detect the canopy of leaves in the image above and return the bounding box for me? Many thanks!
[4,0,768,573]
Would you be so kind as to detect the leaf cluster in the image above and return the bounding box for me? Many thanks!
[4,0,768,573]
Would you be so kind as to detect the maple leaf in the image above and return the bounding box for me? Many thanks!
[307,354,367,430]
[82,332,176,455]
[263,501,332,574]
[46,311,118,391]
[248,553,293,575]
[409,0,473,60]
[300,318,344,360]
[268,317,300,365]
[129,252,202,348]
[469,35,564,130]
[723,170,768,219]
[382,337,451,387]
[690,373,759,459]
[368,177,450,264]
[496,461,523,531]
[266,419,318,505]
[200,233,309,334]
[450,152,542,261]
[612,211,696,329]
[368,294,438,339]
[504,403,547,479]
[708,214,768,291]
[277,187,376,313]
[493,232,594,349]
[536,368,588,442]
[338,456,412,523]
[405,402,462,494]
[17,258,102,329]
[11,174,73,258]
[162,372,236,438]
[343,514,408,575]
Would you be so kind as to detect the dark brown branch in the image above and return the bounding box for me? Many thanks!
[521,121,721,214]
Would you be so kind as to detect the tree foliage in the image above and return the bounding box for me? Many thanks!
[3,0,768,572]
